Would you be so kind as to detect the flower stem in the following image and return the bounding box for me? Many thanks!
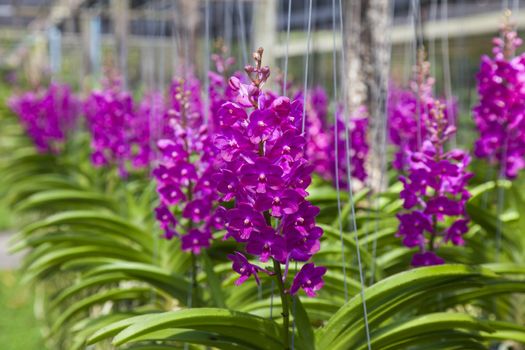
[273,259,290,350]
[429,215,437,252]
[191,252,199,307]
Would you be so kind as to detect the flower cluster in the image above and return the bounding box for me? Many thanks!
[130,92,165,168]
[215,48,326,296]
[388,51,456,171]
[208,47,239,124]
[396,101,472,267]
[301,87,369,186]
[153,77,222,252]
[330,106,369,186]
[84,77,135,176]
[472,19,525,179]
[9,83,79,153]
[302,87,332,179]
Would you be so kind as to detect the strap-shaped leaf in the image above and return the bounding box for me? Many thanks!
[20,210,152,250]
[14,189,118,212]
[50,287,152,334]
[104,309,284,349]
[84,262,191,303]
[316,265,498,349]
[350,313,493,350]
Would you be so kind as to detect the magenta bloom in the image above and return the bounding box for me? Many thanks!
[228,252,264,285]
[254,189,302,217]
[214,51,325,295]
[411,251,445,267]
[388,56,457,172]
[472,23,525,179]
[246,227,286,263]
[240,158,283,194]
[153,75,223,253]
[181,229,212,254]
[396,101,471,267]
[9,83,79,153]
[224,204,267,241]
[290,263,327,297]
[445,219,469,246]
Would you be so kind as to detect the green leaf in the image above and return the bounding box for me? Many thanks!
[291,296,315,350]
[14,189,118,212]
[316,265,498,349]
[352,313,493,350]
[110,309,284,350]
[50,287,152,334]
[84,262,191,303]
[201,251,226,308]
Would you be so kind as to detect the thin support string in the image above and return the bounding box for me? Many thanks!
[290,261,298,349]
[204,0,211,125]
[411,0,423,150]
[338,0,371,348]
[158,0,167,94]
[291,293,297,349]
[428,0,438,93]
[403,8,415,84]
[237,0,248,65]
[331,0,348,302]
[513,0,519,20]
[496,136,509,262]
[224,0,233,53]
[283,0,292,95]
[184,266,194,350]
[171,3,180,76]
[147,5,160,303]
[370,0,395,285]
[440,0,455,146]
[269,279,275,320]
[301,0,314,135]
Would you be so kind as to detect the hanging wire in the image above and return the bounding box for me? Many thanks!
[428,0,438,92]
[331,0,348,303]
[338,0,371,348]
[410,0,423,149]
[236,0,248,65]
[204,0,211,125]
[224,0,233,53]
[440,0,455,146]
[269,279,275,319]
[283,0,292,95]
[171,2,180,77]
[291,261,298,349]
[370,0,395,285]
[301,0,314,135]
[403,6,415,84]
[158,0,168,96]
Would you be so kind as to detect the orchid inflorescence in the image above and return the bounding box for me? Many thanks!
[303,87,369,186]
[84,75,136,177]
[154,76,223,251]
[9,82,79,153]
[213,47,327,296]
[388,49,457,172]
[472,13,525,179]
[397,101,472,266]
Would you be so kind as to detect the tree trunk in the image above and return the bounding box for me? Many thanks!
[344,0,390,191]
[111,0,129,89]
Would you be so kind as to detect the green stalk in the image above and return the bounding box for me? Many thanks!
[191,252,199,307]
[273,259,290,350]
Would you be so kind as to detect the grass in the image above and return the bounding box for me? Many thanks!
[0,271,46,350]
